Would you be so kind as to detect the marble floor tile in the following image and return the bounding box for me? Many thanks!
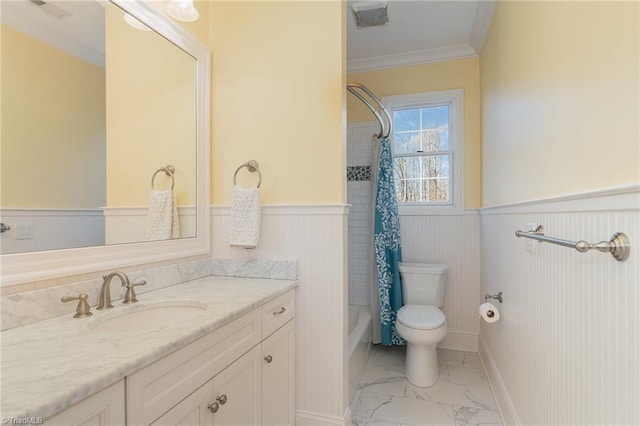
[351,345,502,426]
[452,406,502,426]
[447,366,490,389]
[437,349,465,367]
[353,391,455,425]
[352,415,412,426]
[405,380,497,410]
[368,345,407,372]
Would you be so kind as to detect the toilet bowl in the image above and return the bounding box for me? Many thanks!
[396,304,447,387]
[396,263,448,387]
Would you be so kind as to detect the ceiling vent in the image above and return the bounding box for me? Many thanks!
[29,0,72,19]
[351,1,389,28]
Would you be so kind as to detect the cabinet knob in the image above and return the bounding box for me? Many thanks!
[208,402,219,413]
[216,394,227,405]
[264,355,273,363]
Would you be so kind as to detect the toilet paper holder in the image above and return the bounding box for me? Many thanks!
[485,291,503,304]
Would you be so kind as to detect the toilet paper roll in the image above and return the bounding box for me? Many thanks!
[479,302,500,323]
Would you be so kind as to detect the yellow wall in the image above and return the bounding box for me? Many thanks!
[210,0,346,204]
[0,24,106,209]
[348,58,482,209]
[105,4,197,207]
[481,1,639,207]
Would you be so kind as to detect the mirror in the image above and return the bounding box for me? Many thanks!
[1,0,197,255]
[0,0,210,286]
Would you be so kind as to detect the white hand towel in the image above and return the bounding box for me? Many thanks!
[230,186,261,248]
[145,190,180,241]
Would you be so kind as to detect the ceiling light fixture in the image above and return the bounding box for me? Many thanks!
[351,1,389,28]
[166,0,199,23]
[124,13,151,31]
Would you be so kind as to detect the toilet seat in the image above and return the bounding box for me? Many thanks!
[397,305,445,330]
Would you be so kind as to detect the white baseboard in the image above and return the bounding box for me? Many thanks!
[438,329,478,352]
[479,336,521,426]
[296,409,351,426]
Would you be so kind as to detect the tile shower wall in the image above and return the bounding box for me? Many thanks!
[347,122,378,306]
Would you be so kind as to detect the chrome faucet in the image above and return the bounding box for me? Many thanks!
[97,271,146,310]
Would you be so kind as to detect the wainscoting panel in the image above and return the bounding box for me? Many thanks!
[400,212,481,351]
[211,205,350,425]
[0,209,104,254]
[103,206,195,244]
[480,188,639,425]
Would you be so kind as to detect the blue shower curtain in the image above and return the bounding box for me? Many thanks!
[373,138,404,346]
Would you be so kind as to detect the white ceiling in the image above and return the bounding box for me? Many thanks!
[0,0,106,67]
[1,0,495,74]
[347,0,496,73]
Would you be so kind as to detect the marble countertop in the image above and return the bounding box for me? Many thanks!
[0,275,297,419]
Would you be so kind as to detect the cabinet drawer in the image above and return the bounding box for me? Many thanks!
[127,309,261,425]
[261,290,295,338]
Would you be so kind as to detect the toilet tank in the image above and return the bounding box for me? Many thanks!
[399,263,448,307]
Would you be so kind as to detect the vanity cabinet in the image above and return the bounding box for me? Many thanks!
[152,346,262,426]
[45,381,125,426]
[128,289,295,426]
[261,320,295,426]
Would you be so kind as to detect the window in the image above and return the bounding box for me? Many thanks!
[383,89,463,214]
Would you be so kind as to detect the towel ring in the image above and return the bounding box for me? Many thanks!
[233,160,262,188]
[151,165,175,190]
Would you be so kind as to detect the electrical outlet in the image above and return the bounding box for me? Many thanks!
[15,222,34,240]
[524,222,537,253]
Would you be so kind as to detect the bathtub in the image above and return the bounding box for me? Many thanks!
[348,305,372,403]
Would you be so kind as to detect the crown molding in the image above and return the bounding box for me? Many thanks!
[347,44,477,74]
[469,0,497,54]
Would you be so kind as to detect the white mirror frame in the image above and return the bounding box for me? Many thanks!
[0,0,210,287]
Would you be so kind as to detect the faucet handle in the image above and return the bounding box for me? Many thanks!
[123,280,147,304]
[61,293,93,318]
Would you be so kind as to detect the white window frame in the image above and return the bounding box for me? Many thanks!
[383,89,464,216]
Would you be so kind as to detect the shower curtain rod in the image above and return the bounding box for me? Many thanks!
[347,82,392,139]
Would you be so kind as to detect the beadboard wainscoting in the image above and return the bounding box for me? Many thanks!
[0,209,104,255]
[399,212,481,352]
[103,206,195,244]
[211,205,350,425]
[479,186,640,425]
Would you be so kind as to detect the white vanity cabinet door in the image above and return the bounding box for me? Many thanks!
[261,320,295,426]
[150,382,213,426]
[211,345,262,425]
[127,310,261,426]
[152,344,262,426]
[45,381,125,426]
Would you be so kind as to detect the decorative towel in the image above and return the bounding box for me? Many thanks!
[145,190,180,241]
[230,186,261,248]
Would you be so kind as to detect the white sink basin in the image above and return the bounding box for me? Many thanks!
[88,300,208,333]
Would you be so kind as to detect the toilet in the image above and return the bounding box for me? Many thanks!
[396,262,448,387]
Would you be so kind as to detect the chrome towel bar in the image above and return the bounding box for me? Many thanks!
[515,225,630,262]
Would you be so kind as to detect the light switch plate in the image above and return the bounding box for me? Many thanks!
[15,222,34,240]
